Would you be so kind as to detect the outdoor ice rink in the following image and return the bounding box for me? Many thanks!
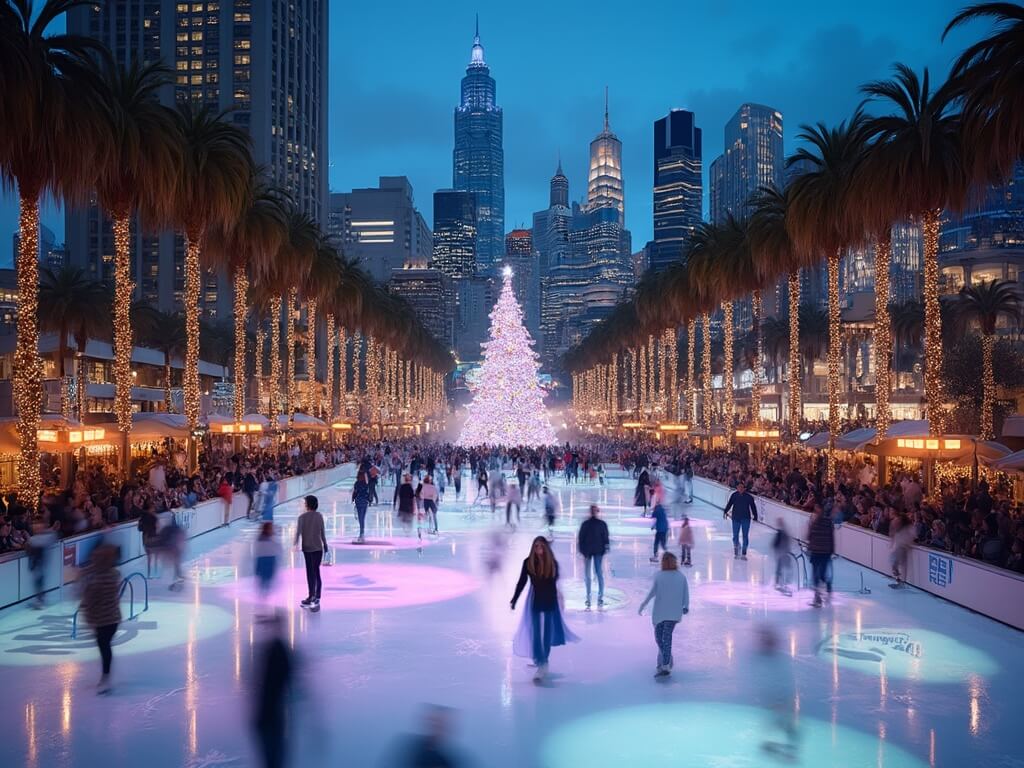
[0,472,1018,767]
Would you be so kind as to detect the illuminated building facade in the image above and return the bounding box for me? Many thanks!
[327,177,432,283]
[709,104,783,225]
[504,229,541,343]
[651,109,703,273]
[432,190,478,279]
[453,20,505,270]
[66,0,329,318]
[586,91,625,218]
[390,263,452,348]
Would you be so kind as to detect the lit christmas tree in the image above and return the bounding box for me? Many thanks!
[457,266,557,446]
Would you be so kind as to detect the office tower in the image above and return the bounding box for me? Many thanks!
[432,190,478,279]
[839,222,924,305]
[390,263,452,349]
[709,104,784,225]
[586,90,625,219]
[632,243,652,281]
[327,177,432,283]
[534,163,574,363]
[504,229,541,344]
[453,19,505,270]
[12,224,65,270]
[66,1,329,317]
[651,109,702,273]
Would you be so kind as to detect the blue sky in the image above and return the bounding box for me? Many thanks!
[0,0,984,264]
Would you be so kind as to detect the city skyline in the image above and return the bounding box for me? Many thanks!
[0,0,984,261]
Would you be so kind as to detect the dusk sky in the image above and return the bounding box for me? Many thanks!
[0,0,984,264]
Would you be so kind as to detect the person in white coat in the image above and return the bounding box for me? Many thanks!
[638,551,690,677]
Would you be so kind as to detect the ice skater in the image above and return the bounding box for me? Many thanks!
[505,480,522,529]
[681,460,694,503]
[474,466,489,505]
[649,501,669,562]
[771,518,792,594]
[78,544,121,694]
[889,512,914,588]
[638,551,689,678]
[453,464,462,499]
[510,537,578,683]
[252,612,294,768]
[254,522,282,616]
[807,503,834,607]
[678,515,694,567]
[160,512,186,591]
[395,473,416,534]
[577,504,609,608]
[634,467,652,516]
[294,495,328,612]
[542,485,559,536]
[420,474,439,535]
[723,481,758,560]
[351,471,370,543]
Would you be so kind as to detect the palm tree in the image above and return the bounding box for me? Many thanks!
[859,65,969,434]
[798,303,830,392]
[945,3,1024,182]
[93,57,181,471]
[299,236,343,415]
[951,279,1022,439]
[172,102,252,458]
[1,0,107,507]
[761,316,789,384]
[136,307,186,413]
[787,113,869,478]
[70,289,112,422]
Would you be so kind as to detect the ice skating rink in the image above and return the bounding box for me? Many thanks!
[0,473,1017,767]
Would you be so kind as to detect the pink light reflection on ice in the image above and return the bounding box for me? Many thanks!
[697,580,845,612]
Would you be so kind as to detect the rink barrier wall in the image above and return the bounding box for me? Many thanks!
[691,475,1024,631]
[0,462,357,610]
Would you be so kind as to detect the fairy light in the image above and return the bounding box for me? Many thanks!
[751,289,763,427]
[286,287,297,428]
[687,318,696,424]
[638,343,647,420]
[268,296,281,428]
[233,267,248,423]
[14,200,43,509]
[305,297,317,415]
[113,216,134,436]
[702,313,712,436]
[255,323,266,415]
[788,270,802,445]
[76,352,87,423]
[827,251,842,482]
[404,359,411,413]
[325,313,335,419]
[666,327,678,421]
[351,329,362,404]
[647,336,656,417]
[922,210,944,435]
[980,333,995,440]
[183,236,201,432]
[874,232,892,442]
[723,300,735,447]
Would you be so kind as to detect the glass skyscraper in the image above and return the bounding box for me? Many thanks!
[453,21,505,271]
[586,92,625,219]
[651,109,702,274]
[710,103,784,225]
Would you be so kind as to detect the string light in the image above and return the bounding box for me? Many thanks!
[702,313,712,437]
[325,313,335,420]
[352,330,362,421]
[286,287,297,429]
[788,270,802,445]
[113,216,134,438]
[980,333,995,440]
[233,267,248,423]
[751,289,763,427]
[269,297,281,428]
[666,327,678,421]
[647,336,655,418]
[874,232,892,442]
[723,300,735,447]
[14,200,43,509]
[305,297,317,415]
[255,322,266,416]
[404,359,411,413]
[183,236,201,435]
[687,318,696,424]
[76,351,87,423]
[922,210,945,435]
[827,251,842,482]
[639,343,648,420]
[339,327,347,416]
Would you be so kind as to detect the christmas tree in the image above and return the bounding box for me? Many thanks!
[457,266,557,446]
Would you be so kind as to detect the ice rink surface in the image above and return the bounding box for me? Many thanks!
[0,472,1019,767]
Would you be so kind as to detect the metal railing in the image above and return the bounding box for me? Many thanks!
[71,571,149,639]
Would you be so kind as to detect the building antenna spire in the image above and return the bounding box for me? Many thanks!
[604,86,609,130]
[475,13,479,41]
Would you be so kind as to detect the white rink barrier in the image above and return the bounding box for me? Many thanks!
[0,462,357,610]
[692,476,1024,631]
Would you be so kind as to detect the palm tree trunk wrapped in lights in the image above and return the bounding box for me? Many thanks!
[647,337,656,418]
[112,216,135,465]
[826,251,842,480]
[788,271,802,442]
[980,334,996,441]
[702,313,712,436]
[325,313,335,419]
[723,301,735,446]
[269,296,282,428]
[305,297,317,415]
[351,331,362,419]
[183,235,202,434]
[687,319,696,424]
[233,267,248,423]
[921,210,945,434]
[873,231,892,441]
[751,290,763,426]
[256,323,266,414]
[339,327,347,416]
[286,288,297,428]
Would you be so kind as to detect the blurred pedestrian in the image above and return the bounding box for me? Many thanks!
[807,504,834,607]
[577,504,609,609]
[78,544,121,694]
[254,522,282,616]
[678,515,694,567]
[252,612,293,768]
[649,502,669,563]
[638,551,689,678]
[772,518,792,594]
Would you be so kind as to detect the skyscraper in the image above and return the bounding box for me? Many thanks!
[586,90,625,219]
[504,229,540,343]
[66,1,328,318]
[709,104,784,225]
[453,19,505,270]
[651,109,702,273]
[327,177,431,283]
[432,190,478,279]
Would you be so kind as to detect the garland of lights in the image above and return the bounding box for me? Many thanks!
[14,199,43,509]
[367,336,379,426]
[874,232,892,442]
[325,313,335,419]
[352,329,362,404]
[751,290,763,426]
[305,297,317,415]
[76,350,88,423]
[256,323,266,416]
[723,300,735,447]
[233,267,248,424]
[164,359,174,413]
[922,210,945,435]
[702,313,712,436]
[404,359,411,413]
[338,326,347,416]
[269,296,282,429]
[788,271,802,445]
[667,327,678,421]
[183,236,202,433]
[60,374,71,420]
[639,343,647,420]
[827,251,842,481]
[113,216,134,439]
[647,337,656,418]
[286,287,297,428]
[687,318,696,424]
[980,333,996,440]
